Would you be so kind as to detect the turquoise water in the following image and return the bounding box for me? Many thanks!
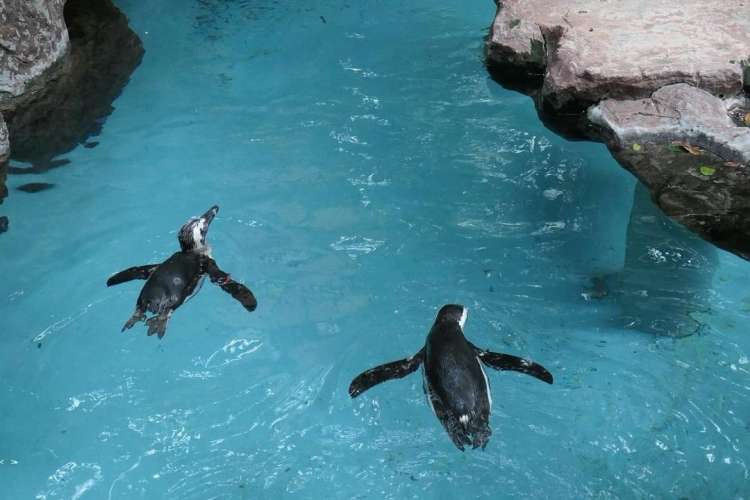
[2,1,750,498]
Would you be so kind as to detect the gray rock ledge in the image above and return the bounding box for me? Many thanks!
[589,84,750,164]
[487,0,750,110]
[486,0,750,260]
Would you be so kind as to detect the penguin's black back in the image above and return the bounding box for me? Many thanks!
[137,251,205,314]
[424,321,489,417]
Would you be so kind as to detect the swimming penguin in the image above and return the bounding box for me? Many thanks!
[349,304,553,450]
[106,206,257,338]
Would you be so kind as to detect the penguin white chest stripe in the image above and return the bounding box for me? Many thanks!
[477,357,492,410]
[184,275,206,304]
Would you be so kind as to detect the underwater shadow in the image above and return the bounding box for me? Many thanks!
[482,64,718,338]
[600,184,718,337]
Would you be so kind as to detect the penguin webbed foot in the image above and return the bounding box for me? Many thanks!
[121,309,144,332]
[146,314,170,339]
[446,420,490,452]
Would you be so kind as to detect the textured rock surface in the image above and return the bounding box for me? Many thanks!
[0,112,7,195]
[589,84,750,163]
[487,0,750,110]
[0,112,7,233]
[0,112,8,166]
[2,0,144,163]
[0,0,69,99]
[486,0,750,260]
[613,141,750,260]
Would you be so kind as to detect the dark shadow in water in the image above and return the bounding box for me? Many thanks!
[0,160,6,202]
[0,159,6,234]
[592,184,718,337]
[2,0,144,164]
[194,0,273,41]
[484,57,719,337]
[485,60,603,143]
[17,183,55,193]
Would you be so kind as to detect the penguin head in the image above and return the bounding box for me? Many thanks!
[436,304,468,329]
[178,205,219,254]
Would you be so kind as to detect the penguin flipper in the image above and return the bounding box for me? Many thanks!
[349,349,424,398]
[473,345,553,384]
[205,258,257,312]
[107,265,159,286]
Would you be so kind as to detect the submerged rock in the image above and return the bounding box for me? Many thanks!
[0,0,144,163]
[486,0,750,260]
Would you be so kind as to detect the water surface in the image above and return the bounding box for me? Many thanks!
[1,1,749,499]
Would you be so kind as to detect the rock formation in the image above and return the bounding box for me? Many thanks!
[0,0,144,165]
[0,1,69,101]
[0,114,7,233]
[486,0,750,259]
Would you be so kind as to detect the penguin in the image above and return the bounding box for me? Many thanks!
[106,205,257,338]
[349,304,553,450]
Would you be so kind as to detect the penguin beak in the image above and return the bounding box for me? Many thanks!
[201,205,219,226]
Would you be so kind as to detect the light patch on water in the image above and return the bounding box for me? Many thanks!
[532,221,566,235]
[457,219,528,238]
[36,462,102,500]
[339,58,378,78]
[329,129,367,145]
[33,298,109,343]
[349,87,381,109]
[330,235,384,258]
[647,247,667,263]
[348,173,391,186]
[543,188,564,200]
[203,337,263,368]
[349,114,390,126]
[234,218,261,228]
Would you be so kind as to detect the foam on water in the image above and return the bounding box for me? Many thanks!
[1,1,749,499]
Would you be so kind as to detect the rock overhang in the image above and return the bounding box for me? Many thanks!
[485,0,750,260]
